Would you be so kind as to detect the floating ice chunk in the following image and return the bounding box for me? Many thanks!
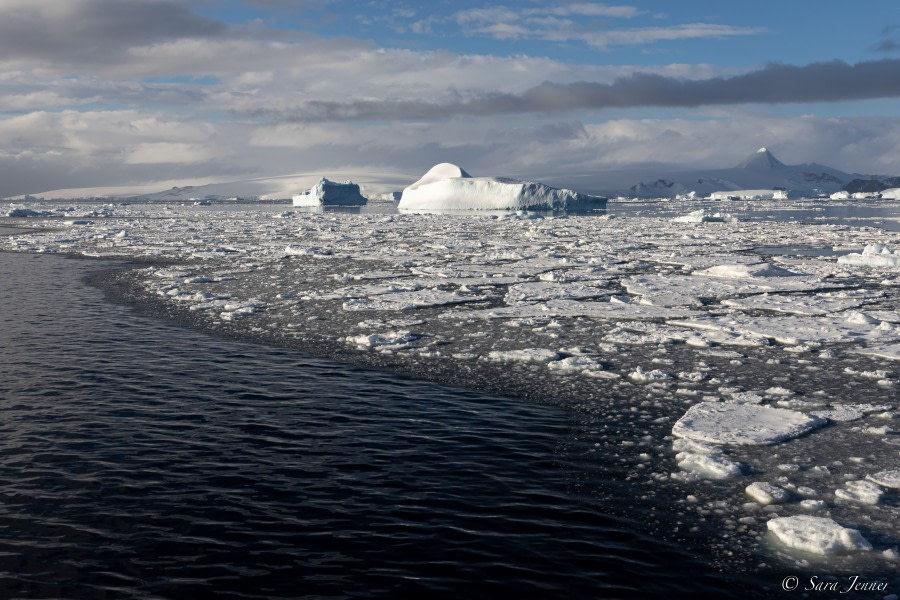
[767,516,872,555]
[852,344,900,361]
[629,366,670,382]
[835,480,885,505]
[745,482,791,505]
[812,406,867,422]
[677,452,743,479]
[342,289,481,311]
[837,243,900,268]
[624,272,822,308]
[672,209,737,223]
[486,348,561,364]
[672,438,722,455]
[398,163,606,211]
[867,469,900,489]
[345,330,421,348]
[284,245,333,257]
[800,499,827,511]
[546,356,605,375]
[672,403,826,446]
[722,292,869,316]
[726,391,765,404]
[6,207,54,217]
[293,178,367,207]
[694,263,801,279]
[504,281,608,304]
[811,403,891,422]
[458,299,695,321]
[668,313,896,346]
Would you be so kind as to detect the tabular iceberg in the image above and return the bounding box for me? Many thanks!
[398,163,606,211]
[293,178,367,207]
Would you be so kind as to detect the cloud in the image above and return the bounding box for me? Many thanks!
[0,0,227,68]
[265,59,900,121]
[449,4,757,48]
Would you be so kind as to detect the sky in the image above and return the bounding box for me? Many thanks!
[2,0,900,197]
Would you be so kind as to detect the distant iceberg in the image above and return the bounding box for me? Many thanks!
[398,163,606,211]
[293,178,367,207]
[710,189,789,200]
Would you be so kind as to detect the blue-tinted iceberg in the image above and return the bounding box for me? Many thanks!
[398,163,606,211]
[293,178,367,207]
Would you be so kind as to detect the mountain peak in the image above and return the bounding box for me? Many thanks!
[737,147,786,170]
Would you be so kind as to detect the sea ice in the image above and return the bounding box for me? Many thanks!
[672,403,826,446]
[767,516,873,555]
[6,207,54,217]
[745,482,791,505]
[398,163,606,211]
[835,480,885,505]
[629,366,671,382]
[693,263,800,279]
[677,452,743,479]
[345,330,422,349]
[486,348,561,364]
[867,469,900,489]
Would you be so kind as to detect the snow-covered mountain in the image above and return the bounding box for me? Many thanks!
[627,148,854,198]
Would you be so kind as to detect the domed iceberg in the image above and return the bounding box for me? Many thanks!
[398,163,606,211]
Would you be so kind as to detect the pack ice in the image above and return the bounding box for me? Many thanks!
[398,163,607,211]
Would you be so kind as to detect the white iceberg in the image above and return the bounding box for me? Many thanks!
[293,178,367,207]
[710,189,788,200]
[837,243,900,268]
[767,516,873,555]
[398,163,607,211]
[672,209,737,223]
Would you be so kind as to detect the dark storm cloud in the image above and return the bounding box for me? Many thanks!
[0,0,227,66]
[267,59,900,122]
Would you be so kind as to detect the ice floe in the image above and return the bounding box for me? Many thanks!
[834,480,885,505]
[767,516,873,555]
[745,482,791,505]
[867,469,900,489]
[672,403,826,446]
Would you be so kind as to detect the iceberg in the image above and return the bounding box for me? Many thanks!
[398,163,607,211]
[837,242,900,268]
[710,189,788,200]
[293,178,367,207]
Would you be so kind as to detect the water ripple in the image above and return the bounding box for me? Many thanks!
[0,253,745,599]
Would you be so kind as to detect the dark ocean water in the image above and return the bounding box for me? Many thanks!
[0,252,752,599]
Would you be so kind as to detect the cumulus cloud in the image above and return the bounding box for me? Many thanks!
[266,59,900,121]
